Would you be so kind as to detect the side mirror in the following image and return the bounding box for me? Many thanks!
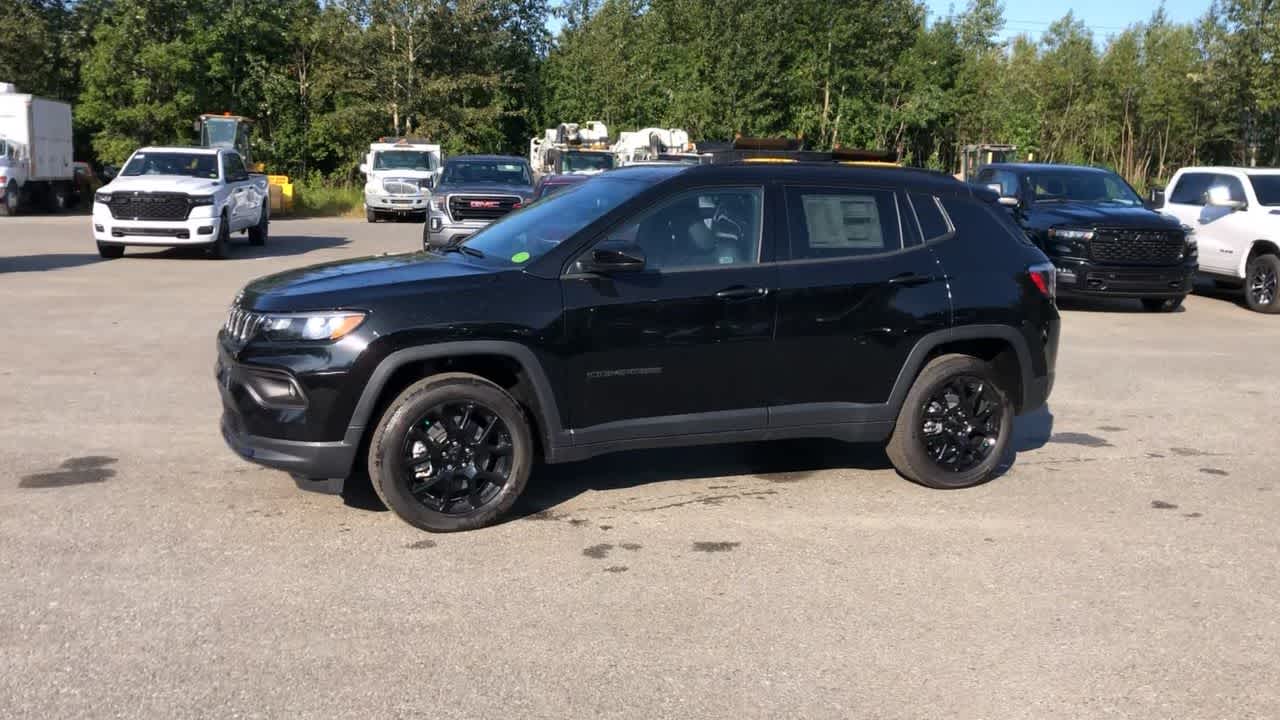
[987,183,1019,207]
[585,245,646,273]
[192,120,202,133]
[100,165,118,181]
[359,163,369,174]
[1205,185,1246,211]
[423,175,435,189]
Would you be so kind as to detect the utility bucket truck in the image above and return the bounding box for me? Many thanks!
[529,122,615,177]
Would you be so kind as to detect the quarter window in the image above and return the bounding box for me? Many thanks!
[785,187,901,259]
[586,187,763,272]
[909,192,952,242]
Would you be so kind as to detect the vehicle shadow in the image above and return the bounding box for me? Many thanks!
[0,253,105,274]
[342,406,1058,517]
[121,234,350,261]
[1057,297,1185,314]
[1190,279,1250,310]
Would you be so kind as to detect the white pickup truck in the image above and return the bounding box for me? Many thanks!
[1161,166,1280,313]
[92,146,268,259]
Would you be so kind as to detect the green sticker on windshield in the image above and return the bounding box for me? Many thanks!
[511,251,531,264]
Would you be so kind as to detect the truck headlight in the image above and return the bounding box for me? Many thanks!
[94,191,112,204]
[1047,228,1095,240]
[260,312,366,342]
[431,195,447,211]
[188,195,215,206]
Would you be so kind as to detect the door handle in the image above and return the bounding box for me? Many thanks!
[886,273,932,287]
[715,286,769,300]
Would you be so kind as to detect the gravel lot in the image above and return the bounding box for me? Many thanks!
[2,215,1278,719]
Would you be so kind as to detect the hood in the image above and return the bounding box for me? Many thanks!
[1025,202,1182,231]
[102,175,222,195]
[239,252,496,312]
[437,181,534,198]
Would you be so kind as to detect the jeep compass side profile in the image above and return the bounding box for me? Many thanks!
[217,162,1059,532]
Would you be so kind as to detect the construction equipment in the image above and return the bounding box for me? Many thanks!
[195,113,293,213]
[957,143,1017,182]
[529,121,616,176]
[612,127,699,165]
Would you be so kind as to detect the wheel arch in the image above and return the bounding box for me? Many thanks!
[348,341,565,465]
[1247,239,1279,264]
[888,325,1035,415]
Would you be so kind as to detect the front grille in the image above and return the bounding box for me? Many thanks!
[1089,230,1185,266]
[448,195,521,222]
[224,306,267,344]
[382,177,425,195]
[105,192,193,221]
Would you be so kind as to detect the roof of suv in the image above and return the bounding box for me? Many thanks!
[636,161,964,193]
[1175,166,1280,175]
[135,146,221,155]
[984,162,1115,174]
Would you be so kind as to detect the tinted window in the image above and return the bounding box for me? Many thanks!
[941,195,1032,247]
[1168,173,1213,205]
[222,153,247,180]
[785,187,900,259]
[1025,168,1142,206]
[442,160,531,186]
[587,187,763,271]
[1249,174,1280,206]
[909,192,952,242]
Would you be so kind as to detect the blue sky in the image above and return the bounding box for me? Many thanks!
[924,0,1213,42]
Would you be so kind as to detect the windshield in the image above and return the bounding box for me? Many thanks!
[374,150,437,171]
[1024,169,1143,206]
[1248,174,1280,206]
[451,177,647,267]
[442,159,531,186]
[561,152,615,173]
[121,152,219,179]
[203,120,237,149]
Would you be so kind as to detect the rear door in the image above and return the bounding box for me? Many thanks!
[768,183,950,423]
[560,185,777,441]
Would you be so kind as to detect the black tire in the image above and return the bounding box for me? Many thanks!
[885,354,1012,490]
[367,373,533,532]
[248,204,268,246]
[0,183,18,216]
[97,242,124,259]
[1244,254,1280,313]
[206,212,230,259]
[366,207,377,223]
[52,183,73,212]
[1141,296,1184,312]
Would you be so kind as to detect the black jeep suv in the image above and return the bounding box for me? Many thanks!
[217,163,1059,532]
[976,163,1196,312]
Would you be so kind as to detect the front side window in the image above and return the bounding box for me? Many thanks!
[1024,169,1142,206]
[1248,174,1280,206]
[1168,173,1213,205]
[1210,174,1247,203]
[222,153,247,181]
[121,152,219,179]
[442,160,532,186]
[978,169,1019,198]
[582,187,763,272]
[785,186,901,259]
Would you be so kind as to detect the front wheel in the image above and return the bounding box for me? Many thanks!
[247,205,268,246]
[886,354,1011,490]
[368,373,533,532]
[97,242,124,259]
[0,183,18,216]
[206,213,229,259]
[365,207,377,223]
[1141,296,1184,312]
[1245,255,1280,313]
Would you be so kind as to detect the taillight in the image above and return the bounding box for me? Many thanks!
[1028,262,1056,303]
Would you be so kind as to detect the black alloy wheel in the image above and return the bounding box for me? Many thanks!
[1246,255,1279,312]
[401,401,514,516]
[919,375,1004,473]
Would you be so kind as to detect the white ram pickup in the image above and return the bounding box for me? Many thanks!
[92,146,268,259]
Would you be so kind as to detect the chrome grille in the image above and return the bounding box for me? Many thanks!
[382,177,425,195]
[447,194,522,222]
[224,306,266,344]
[1089,230,1185,266]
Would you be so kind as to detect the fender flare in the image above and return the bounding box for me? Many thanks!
[886,324,1036,413]
[346,340,566,451]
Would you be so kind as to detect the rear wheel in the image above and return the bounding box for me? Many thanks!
[1141,296,1184,312]
[886,354,1011,490]
[52,183,73,212]
[96,242,124,259]
[247,205,268,246]
[1245,254,1280,313]
[368,373,533,532]
[0,183,18,216]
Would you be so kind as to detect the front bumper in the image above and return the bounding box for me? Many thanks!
[1052,257,1197,299]
[215,341,359,482]
[366,193,429,214]
[92,203,220,246]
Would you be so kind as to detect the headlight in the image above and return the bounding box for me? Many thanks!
[94,191,112,203]
[431,195,447,211]
[260,312,366,342]
[1048,228,1095,240]
[188,195,214,206]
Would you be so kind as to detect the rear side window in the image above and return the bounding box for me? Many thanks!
[909,192,952,242]
[784,186,901,260]
[1249,174,1280,206]
[941,194,1032,247]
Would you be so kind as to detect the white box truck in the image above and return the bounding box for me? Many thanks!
[0,82,76,216]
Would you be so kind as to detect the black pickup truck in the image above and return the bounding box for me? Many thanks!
[976,163,1196,312]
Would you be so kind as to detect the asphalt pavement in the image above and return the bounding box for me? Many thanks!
[1,215,1278,719]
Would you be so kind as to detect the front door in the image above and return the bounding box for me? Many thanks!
[769,184,951,422]
[560,186,776,442]
[1165,172,1249,274]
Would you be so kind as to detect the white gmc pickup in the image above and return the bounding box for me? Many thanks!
[92,146,268,259]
